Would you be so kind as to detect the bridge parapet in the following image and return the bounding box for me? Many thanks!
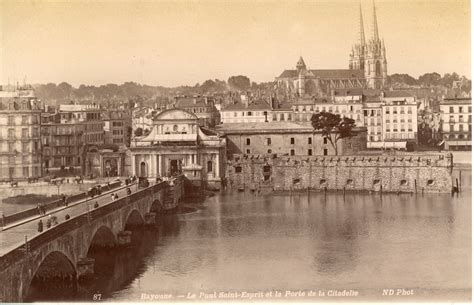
[0,176,184,302]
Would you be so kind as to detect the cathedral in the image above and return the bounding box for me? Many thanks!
[349,1,387,89]
[276,1,387,97]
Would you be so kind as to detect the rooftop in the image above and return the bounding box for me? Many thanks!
[278,69,365,79]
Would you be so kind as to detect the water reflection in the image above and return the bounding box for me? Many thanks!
[22,190,472,302]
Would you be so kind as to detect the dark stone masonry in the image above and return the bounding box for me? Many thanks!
[226,152,454,193]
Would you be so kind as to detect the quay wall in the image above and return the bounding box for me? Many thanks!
[226,153,454,193]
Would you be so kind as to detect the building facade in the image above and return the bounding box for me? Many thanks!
[130,108,226,189]
[216,122,367,158]
[103,109,132,147]
[0,87,42,181]
[380,91,417,149]
[276,57,367,97]
[439,98,472,150]
[41,104,104,176]
[174,96,220,127]
[220,100,272,124]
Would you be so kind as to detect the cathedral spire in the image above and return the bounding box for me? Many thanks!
[359,1,366,46]
[296,56,307,72]
[372,0,379,41]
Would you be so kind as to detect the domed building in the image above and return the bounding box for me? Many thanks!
[130,108,226,190]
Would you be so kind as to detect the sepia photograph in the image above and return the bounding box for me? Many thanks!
[0,0,471,303]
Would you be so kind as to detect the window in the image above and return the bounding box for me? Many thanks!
[247,111,252,116]
[207,160,213,173]
[459,115,464,122]
[22,142,28,152]
[290,137,295,145]
[267,149,272,154]
[459,107,463,113]
[450,125,455,132]
[449,107,454,113]
[323,148,328,155]
[8,116,14,125]
[267,138,271,145]
[323,138,328,144]
[459,124,464,131]
[308,149,312,156]
[235,166,242,173]
[246,149,250,154]
[308,137,312,145]
[246,138,251,145]
[290,149,295,156]
[22,115,28,124]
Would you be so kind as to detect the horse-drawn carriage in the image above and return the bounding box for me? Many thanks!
[74,176,84,184]
[88,185,102,198]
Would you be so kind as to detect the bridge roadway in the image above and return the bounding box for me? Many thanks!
[0,182,138,256]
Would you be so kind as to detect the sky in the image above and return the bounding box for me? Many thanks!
[0,0,471,87]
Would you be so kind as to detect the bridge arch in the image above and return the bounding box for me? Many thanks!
[150,199,163,214]
[88,226,116,252]
[25,251,77,302]
[124,209,145,230]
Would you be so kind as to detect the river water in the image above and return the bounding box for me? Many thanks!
[12,168,471,302]
[31,189,466,302]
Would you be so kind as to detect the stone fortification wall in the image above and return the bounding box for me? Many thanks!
[226,153,453,193]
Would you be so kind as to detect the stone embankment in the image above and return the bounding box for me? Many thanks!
[226,152,453,193]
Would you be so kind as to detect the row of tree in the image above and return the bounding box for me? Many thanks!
[388,72,471,90]
[33,75,256,102]
[32,72,470,102]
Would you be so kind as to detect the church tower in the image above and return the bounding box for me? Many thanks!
[364,0,387,89]
[349,2,366,71]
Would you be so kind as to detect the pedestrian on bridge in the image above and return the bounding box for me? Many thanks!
[38,219,43,232]
[1,213,5,228]
[111,193,115,201]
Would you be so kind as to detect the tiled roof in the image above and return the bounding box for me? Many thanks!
[222,100,271,111]
[216,122,310,132]
[278,69,365,79]
[175,98,209,108]
[333,88,364,96]
[273,103,293,110]
[383,91,414,98]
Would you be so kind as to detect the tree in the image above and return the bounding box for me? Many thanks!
[228,75,251,91]
[134,127,143,137]
[311,112,356,155]
[388,74,418,86]
[418,72,441,87]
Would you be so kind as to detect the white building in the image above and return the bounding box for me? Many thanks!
[130,108,226,189]
[439,97,472,150]
[220,100,271,124]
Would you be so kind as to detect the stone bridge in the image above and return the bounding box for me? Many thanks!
[0,176,184,302]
